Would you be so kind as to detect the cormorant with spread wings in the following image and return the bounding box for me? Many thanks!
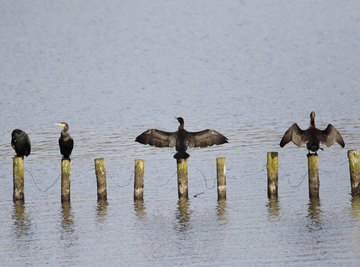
[136,117,228,159]
[280,111,345,154]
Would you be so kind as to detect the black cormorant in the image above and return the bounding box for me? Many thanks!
[135,117,228,159]
[56,122,74,160]
[280,111,345,154]
[11,129,31,157]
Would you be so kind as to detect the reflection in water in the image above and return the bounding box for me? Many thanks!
[267,198,280,218]
[350,196,360,253]
[175,198,190,233]
[61,202,74,232]
[134,199,146,218]
[351,196,360,219]
[13,203,31,239]
[97,200,108,223]
[217,199,227,222]
[307,197,322,232]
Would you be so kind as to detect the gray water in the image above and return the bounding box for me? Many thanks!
[1,0,360,266]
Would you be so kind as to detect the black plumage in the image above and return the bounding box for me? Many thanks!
[280,111,345,154]
[56,122,74,160]
[11,129,31,157]
[135,117,228,159]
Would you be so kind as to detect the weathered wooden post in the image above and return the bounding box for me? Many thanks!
[307,153,319,198]
[216,157,226,200]
[13,156,25,203]
[61,159,71,203]
[134,159,145,200]
[267,152,278,198]
[94,158,107,201]
[348,150,360,196]
[177,158,188,199]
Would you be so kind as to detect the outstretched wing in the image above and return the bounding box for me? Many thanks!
[135,129,177,147]
[280,123,306,147]
[187,129,228,148]
[320,124,345,148]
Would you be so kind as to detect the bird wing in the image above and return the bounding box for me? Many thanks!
[135,129,177,147]
[187,129,228,148]
[320,124,345,148]
[25,133,31,156]
[280,123,307,147]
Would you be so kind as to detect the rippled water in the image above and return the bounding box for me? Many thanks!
[1,0,360,266]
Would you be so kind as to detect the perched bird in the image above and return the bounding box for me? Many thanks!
[11,129,31,157]
[280,111,345,154]
[56,122,74,160]
[135,117,228,159]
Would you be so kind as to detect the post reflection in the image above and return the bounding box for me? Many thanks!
[13,202,31,239]
[351,196,360,219]
[61,202,74,231]
[134,199,146,218]
[217,199,227,222]
[307,196,322,232]
[60,201,78,248]
[175,198,190,233]
[97,199,108,223]
[267,197,280,218]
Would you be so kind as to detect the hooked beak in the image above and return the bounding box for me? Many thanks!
[55,122,64,127]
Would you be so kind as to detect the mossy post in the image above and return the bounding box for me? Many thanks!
[216,157,226,200]
[13,156,25,203]
[61,159,71,203]
[267,152,278,198]
[94,158,107,201]
[307,153,319,198]
[134,159,145,200]
[348,150,360,196]
[177,158,188,199]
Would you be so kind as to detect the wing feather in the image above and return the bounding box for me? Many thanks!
[280,123,306,147]
[320,124,345,148]
[135,129,177,147]
[187,129,228,148]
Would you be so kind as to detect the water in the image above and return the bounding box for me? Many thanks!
[1,0,360,266]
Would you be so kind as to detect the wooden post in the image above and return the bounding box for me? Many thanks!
[61,159,71,203]
[94,158,107,201]
[13,156,25,203]
[177,158,188,199]
[267,152,278,198]
[348,150,360,196]
[307,153,319,198]
[216,157,226,200]
[134,159,145,200]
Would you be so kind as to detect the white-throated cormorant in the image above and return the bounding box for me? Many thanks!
[135,117,228,159]
[280,111,345,154]
[56,122,74,160]
[11,129,31,157]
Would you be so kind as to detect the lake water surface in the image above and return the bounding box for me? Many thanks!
[1,0,360,266]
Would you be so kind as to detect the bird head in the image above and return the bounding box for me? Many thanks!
[176,117,184,125]
[310,111,315,120]
[310,112,316,126]
[55,122,69,129]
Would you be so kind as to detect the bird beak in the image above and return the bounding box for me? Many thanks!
[55,122,63,127]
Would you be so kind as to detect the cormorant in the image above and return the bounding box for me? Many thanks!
[135,117,228,159]
[11,129,31,157]
[56,122,74,160]
[280,111,345,154]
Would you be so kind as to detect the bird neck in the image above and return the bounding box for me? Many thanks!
[310,117,315,128]
[61,128,69,136]
[178,123,184,130]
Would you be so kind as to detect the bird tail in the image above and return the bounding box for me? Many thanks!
[173,151,190,159]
